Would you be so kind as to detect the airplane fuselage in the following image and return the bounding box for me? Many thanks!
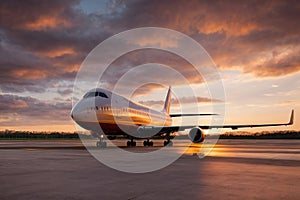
[71,88,172,137]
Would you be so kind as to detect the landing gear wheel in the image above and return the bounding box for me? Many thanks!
[96,141,107,148]
[143,140,153,146]
[164,140,173,147]
[127,140,136,147]
[143,141,147,146]
[96,134,107,148]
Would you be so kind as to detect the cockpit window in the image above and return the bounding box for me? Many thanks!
[84,92,96,98]
[98,92,108,98]
[84,91,108,98]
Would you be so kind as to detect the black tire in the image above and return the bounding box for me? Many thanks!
[102,142,107,148]
[96,141,107,148]
[127,141,131,147]
[143,141,148,146]
[164,141,173,147]
[163,141,167,146]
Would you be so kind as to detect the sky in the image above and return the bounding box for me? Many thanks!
[0,0,299,132]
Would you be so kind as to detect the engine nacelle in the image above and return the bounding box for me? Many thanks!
[188,127,205,143]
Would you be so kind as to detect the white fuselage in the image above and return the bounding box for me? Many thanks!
[71,88,172,137]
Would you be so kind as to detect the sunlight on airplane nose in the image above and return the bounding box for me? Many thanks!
[70,105,78,120]
[70,109,75,120]
[70,100,82,121]
[70,101,85,121]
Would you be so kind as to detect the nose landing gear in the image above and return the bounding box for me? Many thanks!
[96,134,107,148]
[163,134,173,147]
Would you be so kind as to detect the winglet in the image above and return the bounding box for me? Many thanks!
[288,109,294,125]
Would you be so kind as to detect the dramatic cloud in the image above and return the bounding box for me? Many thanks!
[1,0,300,94]
[0,0,109,93]
[108,0,300,77]
[98,49,205,92]
[0,94,71,126]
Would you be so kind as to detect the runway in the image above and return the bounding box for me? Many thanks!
[1,139,299,199]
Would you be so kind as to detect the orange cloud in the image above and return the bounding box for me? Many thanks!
[242,46,300,77]
[14,99,28,108]
[133,33,180,48]
[192,17,259,36]
[11,69,47,80]
[38,48,75,58]
[24,16,72,30]
[0,99,28,109]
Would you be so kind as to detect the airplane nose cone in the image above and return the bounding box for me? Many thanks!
[70,100,85,122]
[70,106,77,120]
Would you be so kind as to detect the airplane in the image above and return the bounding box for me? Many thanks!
[71,86,294,148]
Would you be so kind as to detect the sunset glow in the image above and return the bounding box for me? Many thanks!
[0,0,299,132]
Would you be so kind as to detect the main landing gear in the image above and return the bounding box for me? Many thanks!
[127,137,136,147]
[143,139,153,146]
[96,134,107,148]
[163,134,173,147]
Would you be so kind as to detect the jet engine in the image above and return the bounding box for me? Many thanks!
[188,127,205,143]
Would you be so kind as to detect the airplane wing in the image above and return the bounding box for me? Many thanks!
[138,110,294,134]
[169,113,217,117]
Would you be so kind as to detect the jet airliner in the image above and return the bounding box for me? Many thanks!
[71,87,294,148]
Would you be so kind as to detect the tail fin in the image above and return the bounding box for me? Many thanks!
[163,86,172,114]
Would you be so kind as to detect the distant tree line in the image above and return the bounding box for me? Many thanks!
[0,130,92,139]
[0,129,299,139]
[220,130,300,139]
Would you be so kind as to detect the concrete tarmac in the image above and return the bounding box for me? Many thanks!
[0,139,299,199]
